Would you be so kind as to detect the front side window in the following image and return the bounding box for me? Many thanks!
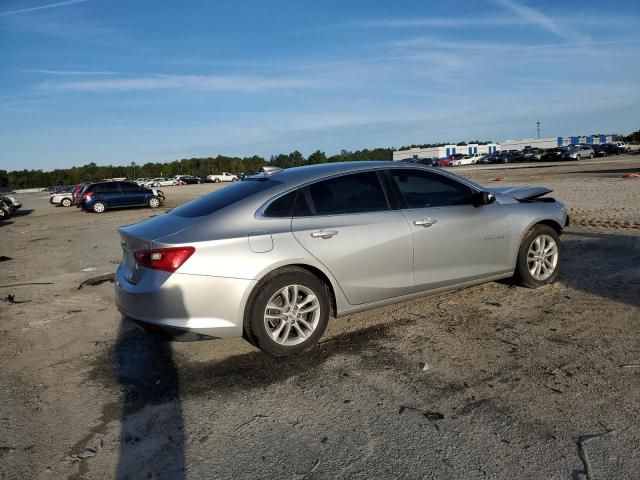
[303,171,388,216]
[389,169,475,208]
[119,182,139,192]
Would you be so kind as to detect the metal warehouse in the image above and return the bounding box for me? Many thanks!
[501,135,614,151]
[393,143,499,161]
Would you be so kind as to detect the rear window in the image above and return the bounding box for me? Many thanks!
[171,178,282,217]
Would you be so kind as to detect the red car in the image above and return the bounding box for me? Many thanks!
[437,154,464,167]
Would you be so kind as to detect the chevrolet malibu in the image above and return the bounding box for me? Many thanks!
[115,162,568,356]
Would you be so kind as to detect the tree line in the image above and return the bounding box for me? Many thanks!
[1,148,394,189]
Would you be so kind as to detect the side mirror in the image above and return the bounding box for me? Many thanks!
[473,191,496,207]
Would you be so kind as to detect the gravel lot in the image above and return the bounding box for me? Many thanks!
[1,156,639,479]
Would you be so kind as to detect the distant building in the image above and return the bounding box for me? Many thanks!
[393,143,499,161]
[500,135,614,151]
[393,134,615,160]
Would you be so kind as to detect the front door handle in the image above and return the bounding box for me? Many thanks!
[414,218,437,227]
[311,229,339,239]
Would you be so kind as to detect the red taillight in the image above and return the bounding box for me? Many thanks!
[82,192,93,201]
[134,246,195,273]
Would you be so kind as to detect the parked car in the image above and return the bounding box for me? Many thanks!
[563,145,594,160]
[115,162,568,356]
[144,178,177,187]
[134,178,151,186]
[207,172,238,183]
[0,197,14,220]
[240,171,260,180]
[175,175,202,185]
[80,181,164,213]
[601,143,623,155]
[401,157,438,166]
[477,152,501,164]
[614,141,629,152]
[522,148,545,162]
[591,144,609,158]
[50,191,74,207]
[452,154,481,166]
[494,151,524,163]
[72,182,91,205]
[1,195,21,210]
[539,147,566,162]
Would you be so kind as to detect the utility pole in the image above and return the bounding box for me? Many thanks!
[536,121,541,139]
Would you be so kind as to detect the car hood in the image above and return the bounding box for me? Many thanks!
[488,186,552,201]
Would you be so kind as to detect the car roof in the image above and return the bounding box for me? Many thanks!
[255,161,483,191]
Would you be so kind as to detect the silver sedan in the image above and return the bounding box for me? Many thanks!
[115,162,568,355]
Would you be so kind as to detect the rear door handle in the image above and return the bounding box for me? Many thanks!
[414,218,437,227]
[311,229,339,239]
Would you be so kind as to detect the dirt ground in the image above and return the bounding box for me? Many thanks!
[1,156,639,480]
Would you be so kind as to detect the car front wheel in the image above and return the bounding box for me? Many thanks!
[514,224,560,288]
[245,268,330,356]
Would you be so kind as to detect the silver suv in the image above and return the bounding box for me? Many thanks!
[564,145,594,160]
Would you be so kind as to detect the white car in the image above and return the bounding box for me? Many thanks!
[452,154,482,166]
[50,192,73,207]
[134,178,150,186]
[614,141,629,152]
[144,178,177,187]
[207,172,238,183]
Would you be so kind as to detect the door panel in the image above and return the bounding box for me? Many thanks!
[402,203,511,290]
[292,211,414,305]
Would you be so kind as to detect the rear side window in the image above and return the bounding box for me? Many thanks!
[171,178,283,218]
[389,169,475,208]
[303,171,388,216]
[264,190,297,218]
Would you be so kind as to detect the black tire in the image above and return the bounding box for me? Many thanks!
[589,154,594,159]
[245,267,330,356]
[61,198,72,207]
[0,208,9,220]
[92,201,106,214]
[514,224,561,289]
[147,196,161,208]
[575,155,581,161]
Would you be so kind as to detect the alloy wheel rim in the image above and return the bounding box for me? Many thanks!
[94,203,104,212]
[150,198,159,207]
[527,234,558,281]
[264,284,320,346]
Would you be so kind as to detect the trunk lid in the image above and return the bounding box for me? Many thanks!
[117,213,200,284]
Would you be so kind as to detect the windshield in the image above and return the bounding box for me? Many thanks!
[171,177,283,217]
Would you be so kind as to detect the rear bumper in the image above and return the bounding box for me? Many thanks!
[114,265,256,339]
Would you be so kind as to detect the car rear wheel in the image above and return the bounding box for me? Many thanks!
[245,268,330,356]
[92,201,106,214]
[589,153,594,159]
[61,198,72,207]
[514,225,560,288]
[148,196,161,208]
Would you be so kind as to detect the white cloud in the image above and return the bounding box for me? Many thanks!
[0,0,91,16]
[495,0,590,42]
[20,69,119,76]
[37,74,321,92]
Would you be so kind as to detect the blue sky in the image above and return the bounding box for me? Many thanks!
[1,0,639,170]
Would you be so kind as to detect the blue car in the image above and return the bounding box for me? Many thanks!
[80,181,164,213]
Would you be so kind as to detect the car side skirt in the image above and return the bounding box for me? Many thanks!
[335,270,514,318]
